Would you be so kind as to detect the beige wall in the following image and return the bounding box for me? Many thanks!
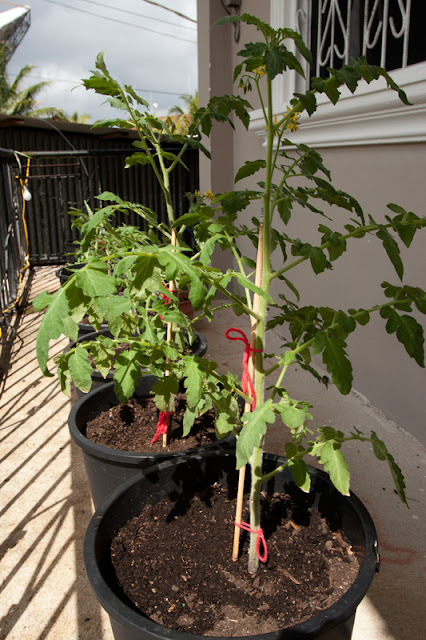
[198,1,426,444]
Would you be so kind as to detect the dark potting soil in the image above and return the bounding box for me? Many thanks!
[85,393,218,453]
[111,484,360,636]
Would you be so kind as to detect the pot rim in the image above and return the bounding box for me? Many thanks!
[84,452,379,640]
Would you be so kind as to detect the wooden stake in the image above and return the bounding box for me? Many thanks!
[163,227,177,447]
[232,224,264,561]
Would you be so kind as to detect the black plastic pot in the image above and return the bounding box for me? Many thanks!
[55,262,86,286]
[84,452,379,640]
[69,377,234,509]
[69,328,208,400]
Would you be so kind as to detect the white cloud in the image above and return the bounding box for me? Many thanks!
[6,0,197,120]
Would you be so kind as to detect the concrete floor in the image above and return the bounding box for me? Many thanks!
[0,266,425,639]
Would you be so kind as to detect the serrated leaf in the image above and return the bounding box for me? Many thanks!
[152,374,180,411]
[236,400,275,469]
[293,91,317,116]
[213,14,241,26]
[318,441,350,496]
[234,273,273,302]
[376,225,404,280]
[183,405,198,437]
[125,153,151,168]
[277,197,292,225]
[90,339,116,378]
[68,345,93,392]
[285,443,311,492]
[99,295,132,320]
[371,432,407,505]
[75,266,116,297]
[33,290,54,312]
[36,289,69,375]
[395,315,424,366]
[265,42,304,79]
[114,255,138,276]
[62,316,79,341]
[183,358,205,407]
[318,333,353,395]
[113,351,143,403]
[188,277,204,310]
[279,405,306,429]
[235,159,266,183]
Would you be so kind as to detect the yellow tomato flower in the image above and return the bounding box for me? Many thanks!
[204,189,215,201]
[283,106,300,132]
[254,65,266,77]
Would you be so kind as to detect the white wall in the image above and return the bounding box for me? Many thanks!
[198,1,426,444]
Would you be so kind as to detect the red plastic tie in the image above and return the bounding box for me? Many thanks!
[234,521,268,562]
[151,410,174,444]
[225,328,263,410]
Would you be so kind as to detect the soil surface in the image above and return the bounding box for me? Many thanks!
[86,393,219,453]
[111,484,359,636]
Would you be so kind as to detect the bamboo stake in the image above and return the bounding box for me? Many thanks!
[163,227,177,447]
[232,223,264,561]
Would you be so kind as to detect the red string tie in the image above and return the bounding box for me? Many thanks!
[151,410,174,444]
[234,521,268,562]
[161,283,179,306]
[225,328,263,410]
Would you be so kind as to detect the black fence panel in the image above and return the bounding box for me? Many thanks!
[0,117,199,265]
[0,150,29,322]
[22,147,198,264]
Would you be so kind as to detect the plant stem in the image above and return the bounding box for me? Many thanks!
[247,77,275,574]
[233,225,263,562]
[248,445,263,573]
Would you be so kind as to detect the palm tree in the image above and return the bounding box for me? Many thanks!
[0,42,62,117]
[30,107,92,124]
[167,91,198,134]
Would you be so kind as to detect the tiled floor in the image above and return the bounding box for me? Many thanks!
[0,266,425,639]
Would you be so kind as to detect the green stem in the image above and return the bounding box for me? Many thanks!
[225,232,253,311]
[247,75,275,574]
[166,141,189,174]
[248,446,263,574]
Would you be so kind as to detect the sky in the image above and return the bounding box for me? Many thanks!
[3,0,198,121]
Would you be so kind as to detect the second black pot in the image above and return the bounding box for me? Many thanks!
[69,376,234,509]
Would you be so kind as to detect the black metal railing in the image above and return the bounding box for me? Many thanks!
[21,145,199,265]
[0,149,29,327]
[0,141,199,328]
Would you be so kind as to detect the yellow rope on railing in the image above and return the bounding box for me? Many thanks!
[0,158,31,336]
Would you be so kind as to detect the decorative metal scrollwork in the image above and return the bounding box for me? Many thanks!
[313,0,413,76]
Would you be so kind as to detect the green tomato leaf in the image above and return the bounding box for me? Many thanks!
[36,288,69,375]
[314,331,353,395]
[371,432,407,505]
[153,374,180,411]
[236,400,275,469]
[318,441,350,496]
[234,160,266,183]
[68,345,93,392]
[376,225,404,280]
[75,266,117,298]
[285,443,311,492]
[183,357,205,408]
[183,405,198,437]
[278,405,306,429]
[113,351,143,403]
